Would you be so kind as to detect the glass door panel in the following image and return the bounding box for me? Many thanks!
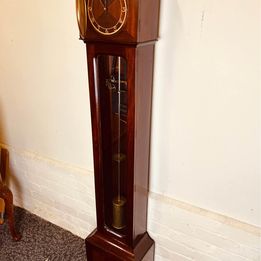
[95,55,128,236]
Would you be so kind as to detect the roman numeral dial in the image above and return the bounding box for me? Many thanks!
[88,0,127,35]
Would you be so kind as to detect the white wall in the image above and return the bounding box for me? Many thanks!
[0,0,93,169]
[2,144,260,260]
[151,0,260,226]
[0,0,260,260]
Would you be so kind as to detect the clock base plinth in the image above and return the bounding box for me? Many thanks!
[85,230,155,261]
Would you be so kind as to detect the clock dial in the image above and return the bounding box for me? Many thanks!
[88,0,127,35]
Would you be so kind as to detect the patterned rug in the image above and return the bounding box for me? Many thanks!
[0,207,87,261]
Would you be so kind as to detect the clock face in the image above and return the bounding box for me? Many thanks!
[88,0,127,35]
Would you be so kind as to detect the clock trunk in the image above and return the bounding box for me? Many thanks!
[85,42,155,260]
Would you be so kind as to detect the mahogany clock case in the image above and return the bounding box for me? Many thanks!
[84,0,160,44]
[76,0,161,260]
[85,41,156,260]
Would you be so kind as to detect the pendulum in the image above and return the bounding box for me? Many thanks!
[112,56,126,230]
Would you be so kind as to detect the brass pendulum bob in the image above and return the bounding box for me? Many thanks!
[112,196,126,229]
[112,152,127,230]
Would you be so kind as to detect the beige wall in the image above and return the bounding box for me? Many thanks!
[0,0,260,238]
[0,0,93,169]
[151,0,260,226]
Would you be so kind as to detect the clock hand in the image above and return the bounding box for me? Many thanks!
[99,0,106,9]
[105,0,108,13]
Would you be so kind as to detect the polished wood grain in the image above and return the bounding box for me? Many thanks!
[0,148,8,183]
[137,0,160,42]
[86,230,154,261]
[0,148,21,241]
[133,44,155,243]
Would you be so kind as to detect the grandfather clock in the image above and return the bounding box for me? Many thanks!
[76,0,160,260]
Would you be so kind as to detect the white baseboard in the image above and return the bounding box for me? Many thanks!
[1,143,260,260]
[148,193,260,261]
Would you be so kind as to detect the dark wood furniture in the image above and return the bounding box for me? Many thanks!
[76,1,160,260]
[0,148,21,241]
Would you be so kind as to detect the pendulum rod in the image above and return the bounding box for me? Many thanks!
[117,56,121,202]
[112,56,126,230]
